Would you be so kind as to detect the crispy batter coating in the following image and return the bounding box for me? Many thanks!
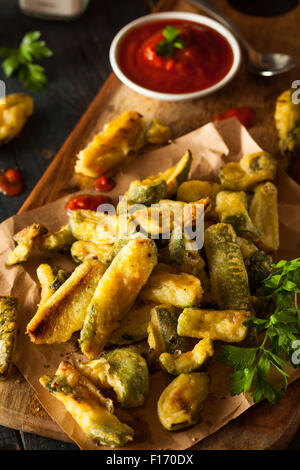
[40,361,133,448]
[0,93,33,144]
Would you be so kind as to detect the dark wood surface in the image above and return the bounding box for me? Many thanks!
[0,0,299,451]
[0,0,151,452]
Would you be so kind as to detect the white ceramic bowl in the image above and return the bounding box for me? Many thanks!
[109,11,241,101]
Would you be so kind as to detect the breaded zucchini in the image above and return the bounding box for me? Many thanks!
[79,347,149,408]
[167,227,185,265]
[237,237,258,261]
[249,182,279,252]
[160,244,209,296]
[159,337,214,375]
[157,372,210,431]
[215,190,260,240]
[0,296,18,378]
[40,361,133,447]
[127,150,192,204]
[27,259,106,344]
[36,264,70,308]
[140,264,203,308]
[147,305,189,357]
[37,264,57,307]
[71,240,114,265]
[109,301,154,345]
[177,180,221,203]
[80,239,157,359]
[69,209,120,244]
[177,180,221,218]
[6,223,48,266]
[178,308,250,342]
[75,110,146,177]
[127,178,168,206]
[132,197,209,238]
[40,225,74,252]
[246,250,272,293]
[0,93,33,144]
[146,118,171,144]
[275,89,300,159]
[204,223,251,311]
[219,152,277,191]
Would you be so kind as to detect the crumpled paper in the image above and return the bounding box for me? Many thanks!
[0,118,299,450]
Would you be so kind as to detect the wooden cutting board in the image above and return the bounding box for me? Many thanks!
[1,0,300,449]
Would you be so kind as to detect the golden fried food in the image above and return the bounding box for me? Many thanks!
[0,93,33,144]
[80,239,157,359]
[275,89,300,159]
[0,296,18,378]
[27,260,106,344]
[40,361,133,447]
[157,372,210,431]
[75,110,146,177]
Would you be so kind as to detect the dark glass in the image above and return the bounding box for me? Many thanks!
[228,0,298,17]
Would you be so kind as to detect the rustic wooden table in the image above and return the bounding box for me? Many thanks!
[0,0,299,451]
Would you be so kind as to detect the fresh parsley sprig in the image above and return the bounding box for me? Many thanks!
[0,31,53,92]
[217,258,300,405]
[155,25,185,57]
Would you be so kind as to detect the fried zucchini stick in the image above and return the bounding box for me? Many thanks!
[80,239,157,359]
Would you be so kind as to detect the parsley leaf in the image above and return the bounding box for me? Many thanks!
[0,31,52,92]
[217,258,300,405]
[217,345,257,370]
[155,25,185,57]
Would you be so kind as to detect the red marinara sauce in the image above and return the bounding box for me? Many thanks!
[94,176,116,192]
[0,169,24,196]
[118,20,234,94]
[214,107,255,129]
[65,195,110,212]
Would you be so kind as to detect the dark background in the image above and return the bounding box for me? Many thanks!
[0,0,299,451]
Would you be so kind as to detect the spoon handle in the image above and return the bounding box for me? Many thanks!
[188,0,252,51]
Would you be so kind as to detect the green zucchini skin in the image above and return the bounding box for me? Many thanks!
[204,223,251,311]
[249,181,279,253]
[148,305,188,356]
[49,269,70,292]
[246,250,272,294]
[167,150,192,197]
[215,191,260,240]
[41,225,74,252]
[127,179,168,206]
[79,347,149,408]
[0,296,18,379]
[168,228,185,265]
[102,348,149,408]
[126,151,192,205]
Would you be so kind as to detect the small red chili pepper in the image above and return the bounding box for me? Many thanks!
[214,107,255,129]
[94,175,115,192]
[0,168,24,196]
[65,194,110,212]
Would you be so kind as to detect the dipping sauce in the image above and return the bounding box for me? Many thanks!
[118,19,234,94]
[94,176,116,192]
[214,107,255,129]
[66,195,110,212]
[0,169,24,196]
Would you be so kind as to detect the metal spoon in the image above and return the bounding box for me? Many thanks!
[189,0,296,76]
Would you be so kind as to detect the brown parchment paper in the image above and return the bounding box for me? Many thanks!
[0,118,300,450]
